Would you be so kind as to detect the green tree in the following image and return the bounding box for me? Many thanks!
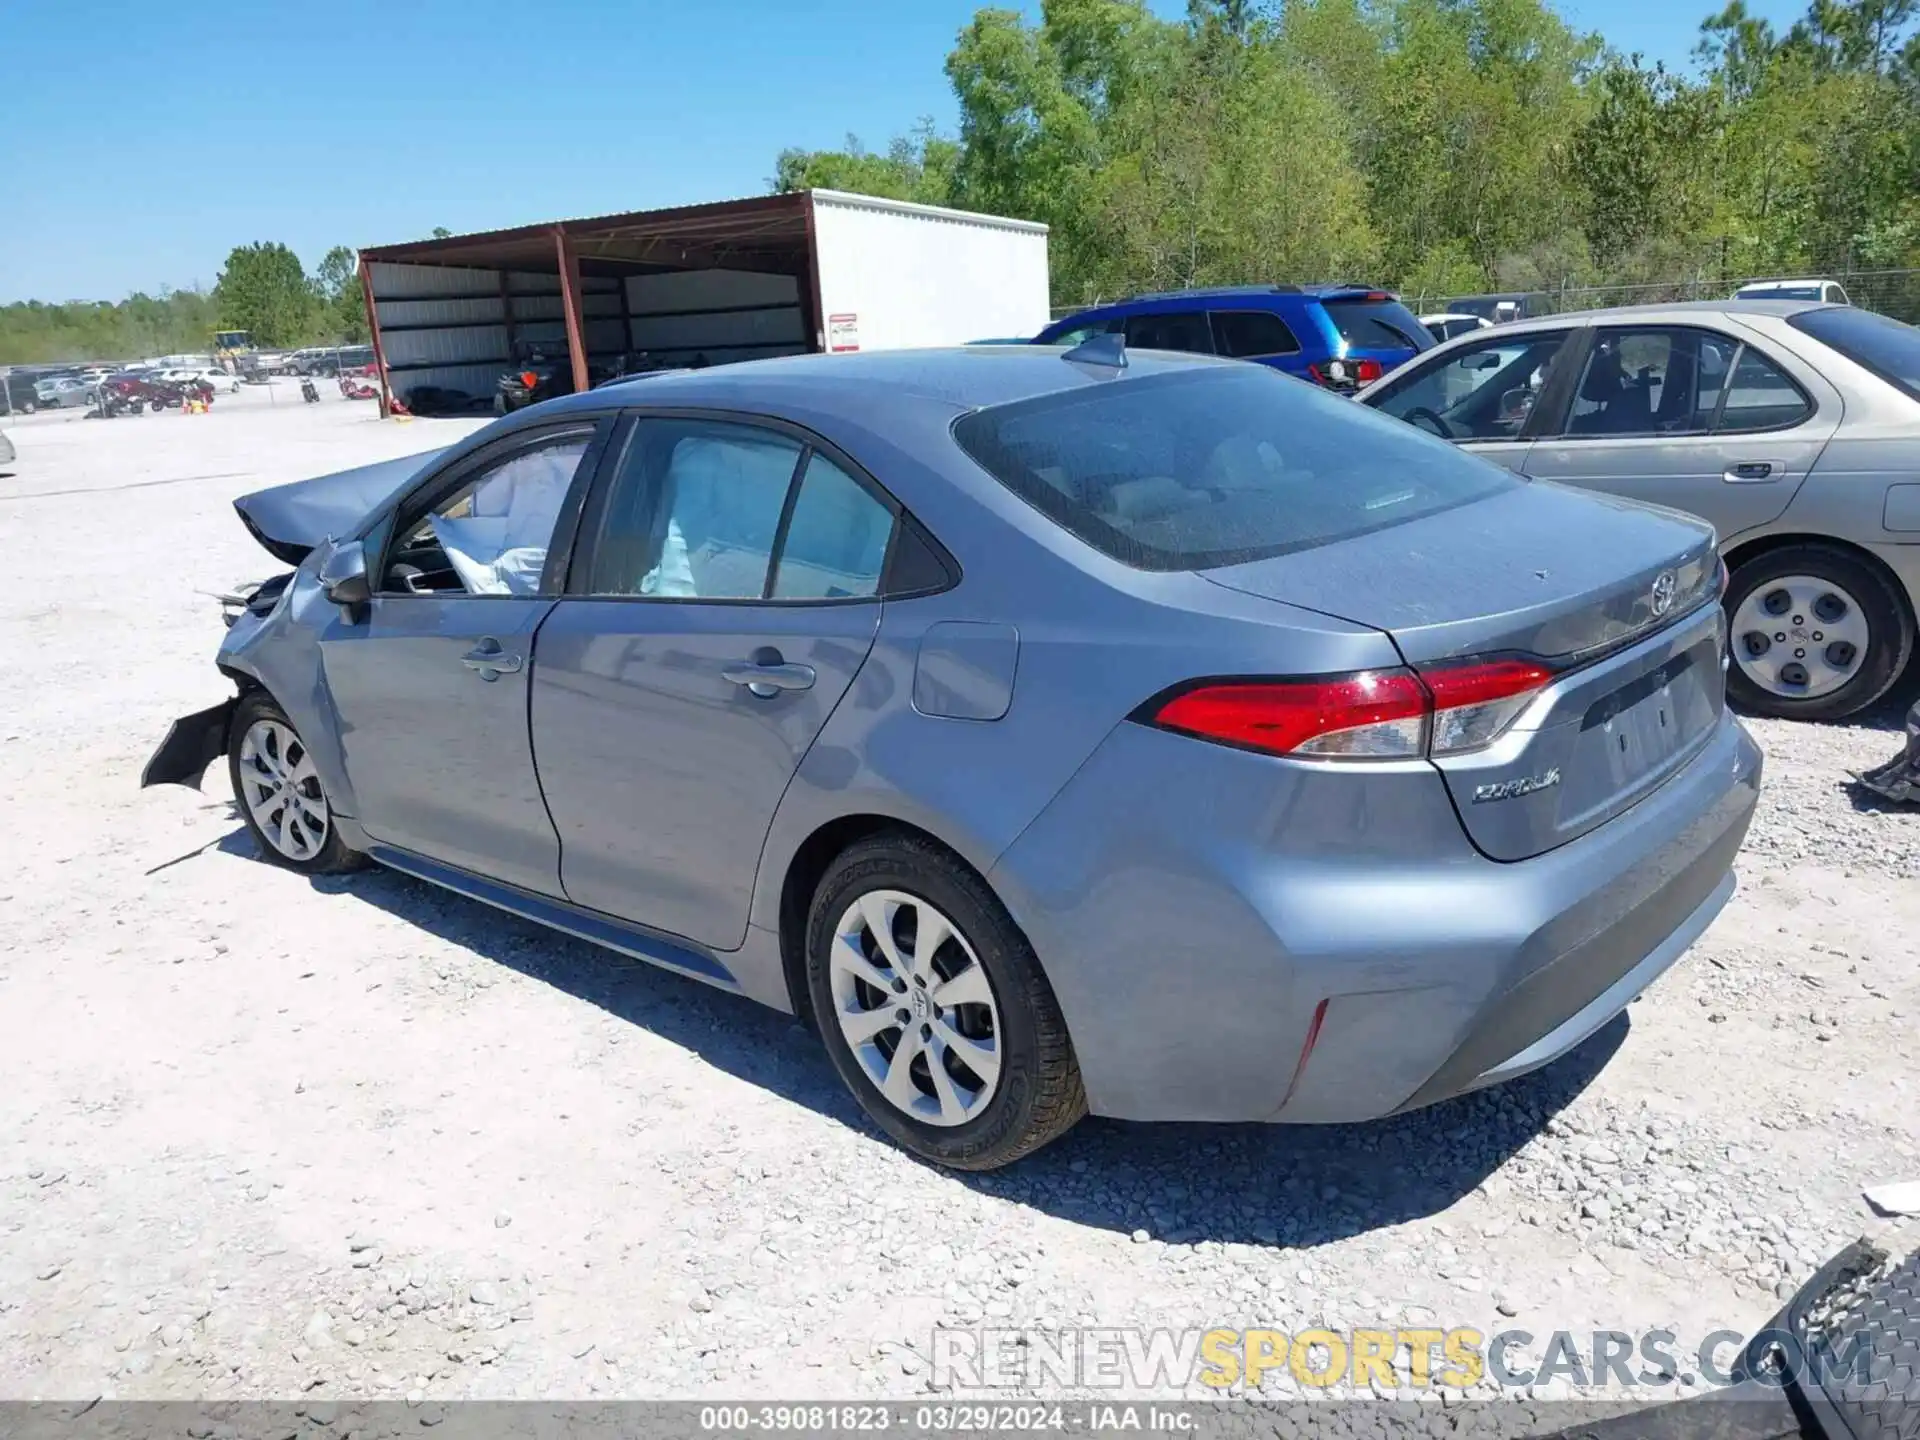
[0,289,221,365]
[771,122,959,203]
[1569,58,1722,270]
[215,242,313,347]
[312,245,369,342]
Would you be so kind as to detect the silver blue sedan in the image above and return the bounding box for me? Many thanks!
[144,345,1760,1168]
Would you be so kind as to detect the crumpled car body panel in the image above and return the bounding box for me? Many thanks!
[234,448,447,564]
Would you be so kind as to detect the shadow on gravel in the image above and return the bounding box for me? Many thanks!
[221,839,1629,1251]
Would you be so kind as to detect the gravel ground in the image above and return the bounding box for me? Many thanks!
[2,391,1917,1409]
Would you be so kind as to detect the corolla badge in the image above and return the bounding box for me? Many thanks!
[1650,569,1679,617]
[1474,768,1562,803]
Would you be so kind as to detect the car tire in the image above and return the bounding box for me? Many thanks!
[20,401,35,415]
[806,832,1086,1170]
[1725,543,1913,721]
[227,692,367,875]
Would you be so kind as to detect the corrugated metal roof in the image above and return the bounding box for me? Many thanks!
[360,190,1045,273]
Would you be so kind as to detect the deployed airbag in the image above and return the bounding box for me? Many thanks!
[428,444,576,596]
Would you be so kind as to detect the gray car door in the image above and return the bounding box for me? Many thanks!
[317,422,605,895]
[1361,326,1576,474]
[1521,323,1840,541]
[530,415,895,951]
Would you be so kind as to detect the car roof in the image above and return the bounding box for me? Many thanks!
[550,345,1239,422]
[1049,284,1400,318]
[1438,299,1838,338]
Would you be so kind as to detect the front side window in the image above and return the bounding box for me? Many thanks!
[1369,331,1568,441]
[1123,311,1213,354]
[588,420,803,599]
[1566,328,1742,438]
[952,365,1515,572]
[384,434,592,596]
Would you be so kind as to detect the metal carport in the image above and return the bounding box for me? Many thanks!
[356,191,820,416]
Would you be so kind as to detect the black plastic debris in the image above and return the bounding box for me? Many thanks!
[1855,699,1920,806]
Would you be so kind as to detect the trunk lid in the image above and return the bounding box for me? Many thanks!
[1203,482,1726,860]
[233,448,446,564]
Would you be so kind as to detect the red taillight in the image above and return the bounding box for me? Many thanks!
[1148,658,1554,762]
[1417,657,1554,755]
[1151,671,1429,759]
[521,371,538,388]
[1306,357,1385,389]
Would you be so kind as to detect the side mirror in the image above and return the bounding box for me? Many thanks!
[319,539,371,608]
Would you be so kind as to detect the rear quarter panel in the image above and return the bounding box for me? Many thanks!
[740,404,1402,956]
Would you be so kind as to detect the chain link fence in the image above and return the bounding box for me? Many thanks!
[1404,269,1920,325]
[1049,270,1920,324]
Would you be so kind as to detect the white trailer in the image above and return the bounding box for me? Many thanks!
[358,190,1051,413]
[808,190,1050,354]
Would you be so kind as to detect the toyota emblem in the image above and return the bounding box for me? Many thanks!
[1650,569,1678,617]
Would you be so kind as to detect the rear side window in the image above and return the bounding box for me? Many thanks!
[772,454,894,600]
[1212,310,1301,358]
[1717,346,1812,431]
[951,366,1514,572]
[1566,328,1741,437]
[1123,311,1213,354]
[1790,306,1920,401]
[587,420,803,598]
[1320,298,1429,351]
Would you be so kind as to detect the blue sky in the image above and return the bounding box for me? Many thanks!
[4,0,1807,304]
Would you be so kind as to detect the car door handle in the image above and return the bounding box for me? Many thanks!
[1723,461,1777,483]
[460,639,523,678]
[721,660,816,698]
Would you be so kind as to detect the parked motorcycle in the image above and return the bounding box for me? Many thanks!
[95,374,214,417]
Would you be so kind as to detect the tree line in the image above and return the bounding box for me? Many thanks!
[773,0,1920,312]
[0,242,369,366]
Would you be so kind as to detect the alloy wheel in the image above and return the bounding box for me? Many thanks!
[236,719,331,862]
[827,889,1003,1127]
[1731,574,1870,701]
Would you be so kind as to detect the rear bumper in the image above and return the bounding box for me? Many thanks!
[991,708,1762,1124]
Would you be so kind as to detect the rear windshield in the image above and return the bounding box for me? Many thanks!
[1790,306,1920,401]
[1321,298,1430,351]
[1742,285,1822,301]
[950,365,1515,572]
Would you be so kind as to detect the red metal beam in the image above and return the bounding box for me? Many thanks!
[359,258,393,418]
[554,227,591,397]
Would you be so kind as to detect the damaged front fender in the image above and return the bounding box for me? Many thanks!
[140,698,237,790]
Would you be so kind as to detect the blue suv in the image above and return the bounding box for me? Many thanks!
[1034,284,1433,392]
